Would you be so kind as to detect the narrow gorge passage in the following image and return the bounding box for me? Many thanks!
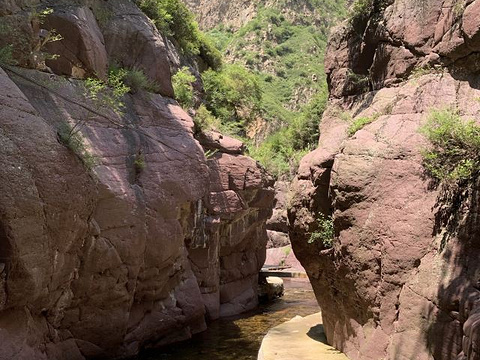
[1,0,480,359]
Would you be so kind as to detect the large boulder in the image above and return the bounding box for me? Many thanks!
[44,6,108,79]
[100,0,175,97]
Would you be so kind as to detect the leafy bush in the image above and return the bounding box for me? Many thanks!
[348,0,374,25]
[124,68,160,93]
[348,115,377,136]
[194,105,222,132]
[421,108,480,183]
[172,66,196,108]
[58,123,97,169]
[0,45,16,65]
[137,0,221,69]
[249,87,328,178]
[202,64,262,135]
[308,214,335,248]
[85,68,130,115]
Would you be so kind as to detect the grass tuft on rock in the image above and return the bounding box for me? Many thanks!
[421,108,480,184]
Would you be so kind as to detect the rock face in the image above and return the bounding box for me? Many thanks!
[182,0,257,30]
[289,1,480,359]
[0,1,274,359]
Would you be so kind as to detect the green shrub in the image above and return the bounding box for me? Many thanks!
[134,154,146,173]
[85,68,130,115]
[308,214,334,248]
[202,64,262,135]
[194,104,222,131]
[348,115,377,136]
[125,68,160,93]
[137,0,222,69]
[0,45,17,65]
[421,108,480,183]
[58,123,97,170]
[172,66,196,108]
[348,0,374,25]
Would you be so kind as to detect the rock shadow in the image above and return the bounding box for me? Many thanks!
[307,323,328,344]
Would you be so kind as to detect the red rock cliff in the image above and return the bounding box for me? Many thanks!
[0,1,273,358]
[288,0,480,359]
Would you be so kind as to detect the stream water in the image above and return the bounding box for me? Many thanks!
[140,278,319,360]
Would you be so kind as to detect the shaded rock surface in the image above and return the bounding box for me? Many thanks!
[0,1,274,359]
[289,1,480,358]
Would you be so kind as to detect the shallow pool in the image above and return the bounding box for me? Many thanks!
[140,278,319,360]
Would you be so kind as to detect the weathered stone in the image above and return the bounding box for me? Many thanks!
[44,7,108,79]
[101,0,174,97]
[197,130,245,154]
[289,71,480,360]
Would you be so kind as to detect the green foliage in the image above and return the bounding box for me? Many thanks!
[194,105,222,132]
[134,154,146,172]
[420,108,480,183]
[204,149,219,159]
[84,68,130,115]
[124,68,160,93]
[348,0,374,24]
[172,66,196,108]
[348,114,378,136]
[137,0,221,69]
[58,123,97,169]
[195,0,346,177]
[202,64,262,135]
[0,45,17,65]
[249,87,328,178]
[308,214,335,248]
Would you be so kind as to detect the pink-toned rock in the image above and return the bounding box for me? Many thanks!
[101,0,174,97]
[289,72,480,360]
[197,130,245,154]
[0,62,274,359]
[44,7,108,79]
[207,190,246,218]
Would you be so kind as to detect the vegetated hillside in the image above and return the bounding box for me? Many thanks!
[184,0,346,177]
[0,0,274,358]
[288,0,480,359]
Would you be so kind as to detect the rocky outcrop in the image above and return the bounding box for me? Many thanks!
[325,0,480,98]
[0,1,274,359]
[289,1,480,359]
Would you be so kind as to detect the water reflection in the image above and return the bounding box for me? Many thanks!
[140,278,319,360]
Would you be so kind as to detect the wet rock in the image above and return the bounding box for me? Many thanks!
[258,276,284,302]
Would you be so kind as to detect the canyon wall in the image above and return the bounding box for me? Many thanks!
[289,0,480,359]
[0,1,273,359]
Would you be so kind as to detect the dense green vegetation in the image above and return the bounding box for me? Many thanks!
[136,0,221,69]
[136,0,346,177]
[308,214,334,248]
[202,0,346,177]
[421,108,480,184]
[202,64,262,136]
[172,66,196,108]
